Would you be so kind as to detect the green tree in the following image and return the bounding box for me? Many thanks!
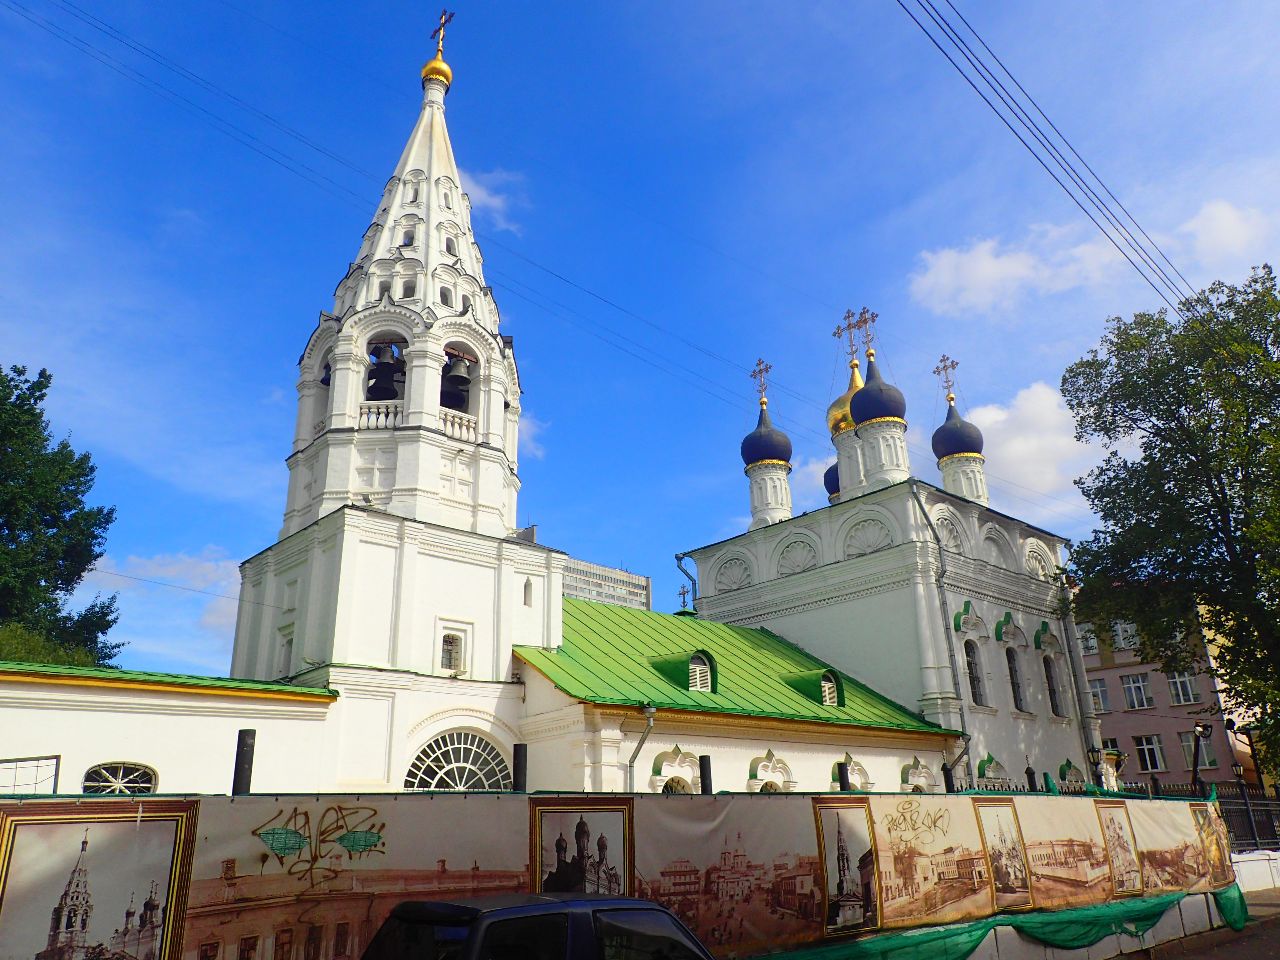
[0,621,98,667]
[1062,267,1280,768]
[0,365,120,663]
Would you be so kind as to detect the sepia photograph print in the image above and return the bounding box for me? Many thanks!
[1191,803,1235,889]
[973,800,1032,910]
[1095,801,1142,895]
[1013,796,1111,909]
[531,796,632,896]
[869,795,993,929]
[0,799,198,960]
[813,798,878,937]
[1127,799,1210,893]
[183,794,529,960]
[635,795,822,957]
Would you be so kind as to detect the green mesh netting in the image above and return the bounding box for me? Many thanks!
[1212,883,1250,931]
[777,889,1239,960]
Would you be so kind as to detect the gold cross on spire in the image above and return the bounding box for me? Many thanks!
[832,309,859,361]
[851,306,878,355]
[431,8,454,54]
[933,354,959,401]
[749,358,772,402]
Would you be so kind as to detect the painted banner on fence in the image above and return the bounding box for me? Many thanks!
[0,792,1236,960]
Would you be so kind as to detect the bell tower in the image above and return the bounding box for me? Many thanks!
[281,18,520,541]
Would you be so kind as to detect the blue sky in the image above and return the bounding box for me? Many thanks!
[1,2,1275,674]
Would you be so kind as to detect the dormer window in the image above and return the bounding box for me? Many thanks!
[445,236,458,256]
[820,672,839,706]
[689,653,711,692]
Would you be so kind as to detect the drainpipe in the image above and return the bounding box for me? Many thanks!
[674,554,698,611]
[626,704,657,793]
[909,480,974,786]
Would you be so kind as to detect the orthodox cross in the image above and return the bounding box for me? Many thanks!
[678,584,690,610]
[749,358,772,400]
[431,9,454,52]
[933,354,959,399]
[832,309,859,360]
[851,306,878,353]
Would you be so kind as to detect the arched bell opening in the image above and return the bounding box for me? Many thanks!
[365,334,408,402]
[440,341,480,415]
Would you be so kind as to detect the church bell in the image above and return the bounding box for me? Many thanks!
[440,356,471,411]
[366,345,401,401]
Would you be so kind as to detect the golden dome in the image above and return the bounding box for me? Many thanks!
[825,358,864,436]
[421,51,453,87]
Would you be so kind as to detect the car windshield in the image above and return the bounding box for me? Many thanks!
[361,914,470,960]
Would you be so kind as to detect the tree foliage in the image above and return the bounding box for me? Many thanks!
[1063,267,1280,766]
[0,621,99,667]
[0,365,120,663]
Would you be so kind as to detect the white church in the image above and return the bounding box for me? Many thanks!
[0,33,1099,800]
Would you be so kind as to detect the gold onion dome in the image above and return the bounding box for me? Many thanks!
[825,358,864,436]
[421,50,453,87]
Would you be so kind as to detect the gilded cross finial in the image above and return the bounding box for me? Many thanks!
[851,306,878,354]
[832,309,859,361]
[431,8,455,54]
[678,584,690,609]
[933,354,959,402]
[749,358,772,403]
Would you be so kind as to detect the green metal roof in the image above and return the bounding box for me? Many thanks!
[514,599,953,736]
[0,660,337,698]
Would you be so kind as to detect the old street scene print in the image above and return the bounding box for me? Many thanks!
[870,796,992,928]
[1127,799,1211,893]
[1014,797,1112,909]
[1096,801,1143,895]
[974,801,1032,910]
[1191,803,1235,889]
[636,796,822,956]
[815,800,878,935]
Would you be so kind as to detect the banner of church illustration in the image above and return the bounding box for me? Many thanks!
[0,793,1237,960]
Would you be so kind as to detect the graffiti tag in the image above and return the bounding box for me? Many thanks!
[252,804,387,889]
[881,799,950,846]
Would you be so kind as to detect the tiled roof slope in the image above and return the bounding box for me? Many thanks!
[514,599,953,735]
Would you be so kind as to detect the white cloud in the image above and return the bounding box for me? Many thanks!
[519,411,548,460]
[459,168,526,234]
[789,455,833,513]
[910,229,1121,315]
[1179,200,1271,272]
[82,548,241,674]
[967,382,1102,531]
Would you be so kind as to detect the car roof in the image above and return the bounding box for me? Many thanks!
[390,894,656,924]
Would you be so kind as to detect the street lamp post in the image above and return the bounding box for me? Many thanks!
[1192,721,1213,798]
[1087,745,1104,788]
[1233,759,1261,849]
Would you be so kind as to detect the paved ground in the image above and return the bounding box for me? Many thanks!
[1157,887,1280,958]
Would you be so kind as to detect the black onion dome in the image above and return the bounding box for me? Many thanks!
[740,401,793,466]
[823,462,840,497]
[931,400,984,460]
[848,353,907,425]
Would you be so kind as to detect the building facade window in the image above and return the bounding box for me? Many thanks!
[1006,648,1026,712]
[440,286,453,307]
[1134,734,1165,772]
[662,776,693,795]
[820,672,839,706]
[238,938,260,960]
[1102,737,1119,752]
[1179,731,1219,770]
[404,730,512,790]
[1043,656,1064,717]
[1168,671,1201,705]
[1089,678,1110,713]
[445,236,457,256]
[440,633,462,671]
[964,640,986,706]
[402,278,416,299]
[199,944,220,960]
[1121,673,1154,709]
[273,929,293,960]
[333,924,351,960]
[1079,632,1099,655]
[689,654,711,692]
[82,762,158,795]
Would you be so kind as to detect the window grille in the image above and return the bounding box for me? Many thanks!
[1043,656,1064,717]
[820,672,839,706]
[1006,648,1025,712]
[404,730,511,790]
[688,654,711,692]
[440,634,461,671]
[662,776,693,795]
[82,762,158,795]
[964,640,985,705]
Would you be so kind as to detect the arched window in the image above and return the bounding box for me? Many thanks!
[759,780,781,793]
[443,191,453,209]
[661,776,693,795]
[523,577,533,607]
[440,633,462,671]
[377,279,392,299]
[82,762,158,795]
[1044,656,1064,717]
[461,294,472,312]
[401,228,414,247]
[688,654,711,692]
[445,236,457,256]
[1006,648,1026,712]
[820,671,839,706]
[406,183,420,203]
[404,731,511,790]
[440,286,453,307]
[964,640,986,706]
[402,278,417,299]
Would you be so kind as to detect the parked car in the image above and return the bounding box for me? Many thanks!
[361,893,716,960]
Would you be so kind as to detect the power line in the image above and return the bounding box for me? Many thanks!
[92,568,282,610]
